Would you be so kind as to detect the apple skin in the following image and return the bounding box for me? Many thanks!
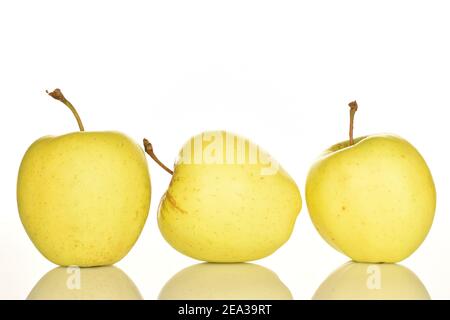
[306,134,436,263]
[313,262,430,300]
[158,131,301,262]
[159,263,292,300]
[17,131,151,267]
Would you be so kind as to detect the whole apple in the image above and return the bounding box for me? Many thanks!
[143,131,301,262]
[306,101,436,263]
[17,89,151,267]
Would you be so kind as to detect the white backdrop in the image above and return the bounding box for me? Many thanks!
[1,0,449,299]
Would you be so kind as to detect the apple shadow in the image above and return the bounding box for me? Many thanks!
[313,261,430,300]
[27,266,142,300]
[159,263,292,300]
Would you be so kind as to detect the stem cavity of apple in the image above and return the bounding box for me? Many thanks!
[47,89,85,132]
[348,100,358,145]
[143,138,174,175]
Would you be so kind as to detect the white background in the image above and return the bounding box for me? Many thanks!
[1,0,449,299]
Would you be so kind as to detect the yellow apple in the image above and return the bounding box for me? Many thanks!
[306,101,436,263]
[313,262,430,300]
[17,89,151,267]
[143,131,301,262]
[159,263,292,300]
[28,266,142,300]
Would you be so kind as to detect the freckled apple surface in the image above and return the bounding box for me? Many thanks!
[306,134,436,263]
[157,131,302,262]
[17,131,151,267]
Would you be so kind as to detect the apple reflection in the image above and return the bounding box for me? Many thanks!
[27,266,142,300]
[159,263,292,300]
[313,262,430,300]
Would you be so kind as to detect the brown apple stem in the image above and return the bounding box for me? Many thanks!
[348,100,358,145]
[46,89,85,131]
[143,138,174,175]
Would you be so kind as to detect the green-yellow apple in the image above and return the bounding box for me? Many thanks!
[159,263,292,300]
[306,101,436,263]
[313,262,430,300]
[28,266,142,300]
[17,89,151,267]
[143,131,301,262]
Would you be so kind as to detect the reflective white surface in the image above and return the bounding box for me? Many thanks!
[1,0,450,299]
[3,260,437,300]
